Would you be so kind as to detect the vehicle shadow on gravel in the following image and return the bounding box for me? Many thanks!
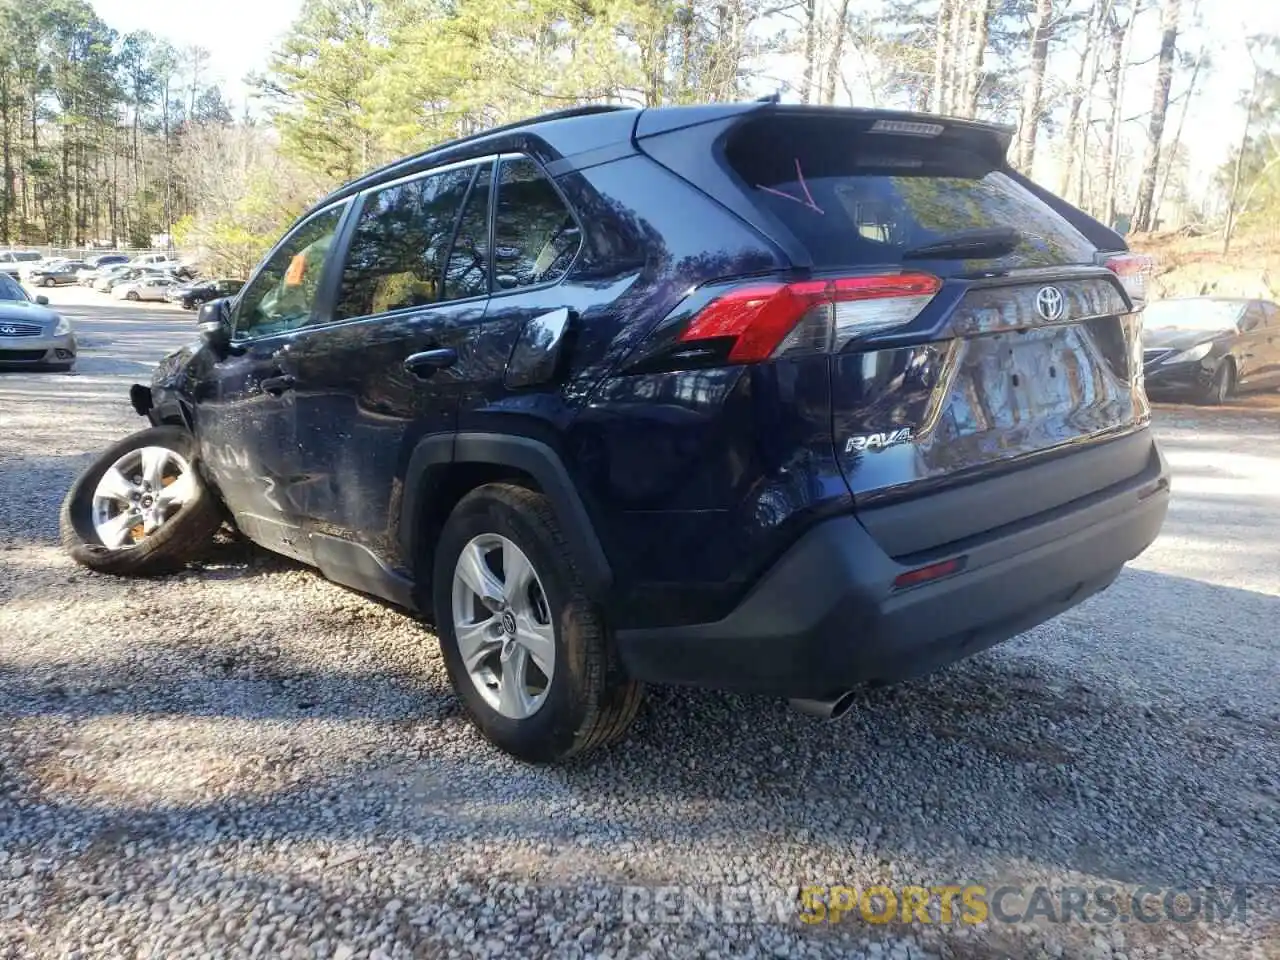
[3,567,1275,897]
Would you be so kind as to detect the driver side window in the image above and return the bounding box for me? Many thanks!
[234,205,345,340]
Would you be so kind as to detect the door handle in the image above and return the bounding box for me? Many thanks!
[404,348,458,379]
[261,374,296,396]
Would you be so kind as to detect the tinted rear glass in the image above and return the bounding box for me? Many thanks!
[725,116,1095,270]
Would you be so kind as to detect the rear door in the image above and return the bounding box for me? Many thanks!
[461,154,586,425]
[1234,302,1270,390]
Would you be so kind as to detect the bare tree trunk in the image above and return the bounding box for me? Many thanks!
[1,73,11,243]
[1017,0,1056,172]
[1223,68,1260,256]
[943,0,966,114]
[1103,0,1138,228]
[1059,0,1104,197]
[933,0,952,113]
[821,0,852,105]
[1133,0,1181,231]
[961,0,995,118]
[1154,41,1204,228]
[800,0,817,104]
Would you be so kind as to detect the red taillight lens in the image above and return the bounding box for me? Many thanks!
[1100,253,1153,309]
[676,273,941,363]
[892,556,965,590]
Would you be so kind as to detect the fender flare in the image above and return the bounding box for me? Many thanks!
[400,433,612,599]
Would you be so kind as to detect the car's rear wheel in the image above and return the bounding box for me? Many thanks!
[60,426,224,576]
[125,290,140,301]
[1203,359,1235,405]
[433,483,643,763]
[42,277,55,287]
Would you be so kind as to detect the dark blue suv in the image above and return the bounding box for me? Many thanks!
[61,103,1170,762]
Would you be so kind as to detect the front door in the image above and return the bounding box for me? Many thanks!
[1258,302,1280,388]
[281,158,496,572]
[1235,301,1272,393]
[192,202,347,562]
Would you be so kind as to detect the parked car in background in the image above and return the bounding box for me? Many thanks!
[0,250,43,277]
[28,261,88,287]
[173,278,243,310]
[96,266,174,293]
[78,254,130,282]
[1143,297,1280,404]
[91,265,135,292]
[113,276,176,302]
[19,257,66,283]
[60,103,1169,763]
[0,271,75,370]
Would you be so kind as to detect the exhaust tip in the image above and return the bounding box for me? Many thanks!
[789,691,857,720]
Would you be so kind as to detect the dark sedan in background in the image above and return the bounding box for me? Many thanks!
[0,272,75,370]
[167,278,243,310]
[1143,297,1280,404]
[28,260,88,287]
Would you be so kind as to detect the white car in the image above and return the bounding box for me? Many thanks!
[113,276,177,302]
[128,253,183,272]
[0,250,42,277]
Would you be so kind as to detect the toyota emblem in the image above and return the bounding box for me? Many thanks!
[1035,285,1065,322]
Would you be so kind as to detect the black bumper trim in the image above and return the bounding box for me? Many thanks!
[616,444,1170,698]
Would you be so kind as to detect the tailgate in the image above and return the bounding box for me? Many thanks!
[713,111,1149,554]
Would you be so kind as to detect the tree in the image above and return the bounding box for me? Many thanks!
[1132,0,1181,231]
[1015,0,1057,173]
[1221,38,1280,254]
[1057,0,1105,201]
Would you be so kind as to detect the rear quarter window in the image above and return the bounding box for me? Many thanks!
[724,116,1095,270]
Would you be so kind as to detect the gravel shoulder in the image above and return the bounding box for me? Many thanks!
[1,290,1277,959]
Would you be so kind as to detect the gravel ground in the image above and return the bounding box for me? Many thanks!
[1,288,1277,960]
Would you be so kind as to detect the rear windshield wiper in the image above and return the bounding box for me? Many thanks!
[901,227,1023,260]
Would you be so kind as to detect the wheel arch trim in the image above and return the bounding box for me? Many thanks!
[400,432,612,599]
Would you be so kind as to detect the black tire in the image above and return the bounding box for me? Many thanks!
[42,277,55,287]
[125,290,140,301]
[60,425,224,576]
[433,483,643,763]
[1201,359,1235,405]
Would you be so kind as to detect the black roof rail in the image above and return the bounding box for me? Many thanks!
[330,103,635,202]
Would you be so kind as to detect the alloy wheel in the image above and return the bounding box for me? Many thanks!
[90,446,196,548]
[451,534,555,720]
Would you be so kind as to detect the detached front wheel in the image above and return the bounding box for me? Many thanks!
[60,426,224,576]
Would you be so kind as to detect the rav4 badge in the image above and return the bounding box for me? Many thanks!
[845,427,914,454]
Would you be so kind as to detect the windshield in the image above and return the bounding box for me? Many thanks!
[0,273,29,301]
[1144,299,1243,331]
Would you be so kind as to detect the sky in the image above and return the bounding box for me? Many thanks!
[90,0,303,111]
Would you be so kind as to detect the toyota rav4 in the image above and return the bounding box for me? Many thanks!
[61,103,1169,763]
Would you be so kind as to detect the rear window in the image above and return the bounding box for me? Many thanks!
[725,116,1095,270]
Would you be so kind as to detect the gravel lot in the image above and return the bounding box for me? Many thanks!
[2,288,1277,959]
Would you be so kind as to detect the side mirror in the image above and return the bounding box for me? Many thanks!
[197,297,233,353]
[35,295,48,306]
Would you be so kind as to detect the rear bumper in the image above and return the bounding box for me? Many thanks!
[616,439,1170,698]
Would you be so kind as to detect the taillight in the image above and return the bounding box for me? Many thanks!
[674,273,941,364]
[1099,252,1153,309]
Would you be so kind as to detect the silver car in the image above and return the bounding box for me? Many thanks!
[0,272,76,371]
